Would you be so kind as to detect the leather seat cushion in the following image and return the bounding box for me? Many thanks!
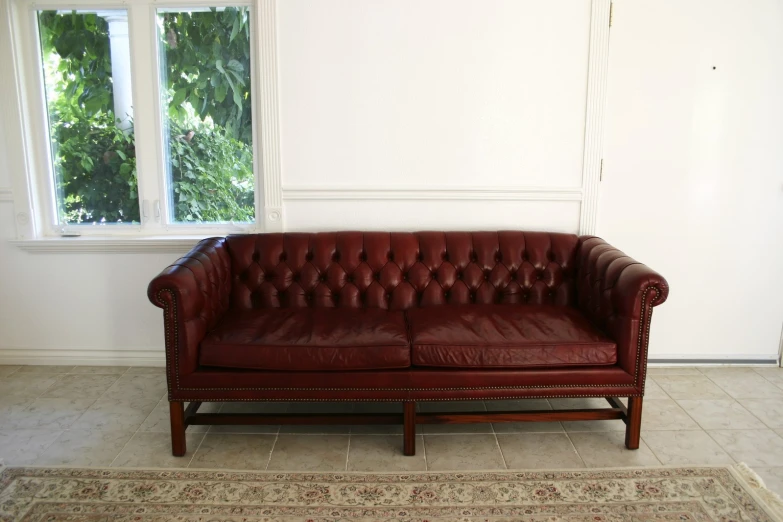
[407,304,616,368]
[200,308,410,371]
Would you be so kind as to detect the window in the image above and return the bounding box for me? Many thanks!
[157,7,255,224]
[38,9,137,225]
[19,1,260,235]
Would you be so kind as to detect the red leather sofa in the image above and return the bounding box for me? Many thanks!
[148,231,668,456]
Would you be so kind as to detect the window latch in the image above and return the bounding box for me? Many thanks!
[154,200,161,222]
[142,200,150,221]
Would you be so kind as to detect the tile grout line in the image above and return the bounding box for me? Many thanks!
[420,429,427,468]
[20,372,92,439]
[263,427,280,471]
[28,429,66,466]
[72,370,131,429]
[185,431,208,468]
[740,402,780,431]
[60,397,100,432]
[5,366,125,465]
[36,374,67,400]
[675,395,772,431]
[752,367,783,389]
[486,407,508,470]
[635,432,664,466]
[422,432,431,471]
[563,431,587,469]
[344,433,351,472]
[640,432,668,465]
[109,371,166,468]
[697,370,783,420]
[112,391,150,468]
[209,401,229,435]
[491,426,508,470]
[700,369,764,396]
[649,375,715,429]
[647,376,676,402]
[109,429,138,468]
[701,429,738,465]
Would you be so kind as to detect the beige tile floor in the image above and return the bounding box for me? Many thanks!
[1,365,783,495]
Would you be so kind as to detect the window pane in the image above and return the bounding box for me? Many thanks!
[38,10,138,225]
[157,7,255,224]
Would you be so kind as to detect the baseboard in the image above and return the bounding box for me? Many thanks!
[0,347,165,367]
[649,356,779,366]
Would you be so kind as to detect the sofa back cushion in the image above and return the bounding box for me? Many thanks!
[226,231,579,310]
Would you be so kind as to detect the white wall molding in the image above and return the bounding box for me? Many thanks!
[10,236,203,254]
[256,0,283,232]
[579,0,611,235]
[0,187,12,202]
[3,0,42,240]
[0,347,164,367]
[283,186,583,202]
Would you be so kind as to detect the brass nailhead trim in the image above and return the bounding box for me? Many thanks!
[158,289,179,395]
[173,394,644,402]
[634,286,658,394]
[178,384,630,391]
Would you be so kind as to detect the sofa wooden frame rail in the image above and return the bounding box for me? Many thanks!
[169,396,643,457]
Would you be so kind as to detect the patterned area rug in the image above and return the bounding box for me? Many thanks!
[1,464,782,521]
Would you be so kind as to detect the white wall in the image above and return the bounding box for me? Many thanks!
[0,223,175,366]
[0,0,781,365]
[599,0,783,361]
[277,0,591,231]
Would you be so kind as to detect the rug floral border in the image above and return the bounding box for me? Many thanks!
[0,466,775,521]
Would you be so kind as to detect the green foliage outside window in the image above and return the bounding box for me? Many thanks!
[159,7,255,222]
[160,7,253,146]
[40,11,138,224]
[51,105,138,224]
[39,7,255,225]
[168,110,254,223]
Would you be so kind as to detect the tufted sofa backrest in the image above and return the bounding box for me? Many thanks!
[225,231,580,310]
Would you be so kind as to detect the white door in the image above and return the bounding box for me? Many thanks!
[598,0,783,362]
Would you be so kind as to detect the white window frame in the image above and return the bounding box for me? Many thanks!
[3,0,283,250]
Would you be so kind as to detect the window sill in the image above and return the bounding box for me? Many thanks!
[10,235,209,254]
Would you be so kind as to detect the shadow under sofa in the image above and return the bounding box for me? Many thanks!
[148,231,668,456]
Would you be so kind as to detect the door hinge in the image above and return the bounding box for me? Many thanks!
[609,2,613,28]
[600,159,604,181]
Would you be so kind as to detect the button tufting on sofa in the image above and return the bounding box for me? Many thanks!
[148,231,669,458]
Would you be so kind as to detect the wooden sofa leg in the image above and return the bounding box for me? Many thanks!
[625,397,643,450]
[170,401,187,456]
[403,401,416,456]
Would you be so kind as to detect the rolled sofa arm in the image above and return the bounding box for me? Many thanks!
[148,237,231,378]
[577,236,669,389]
